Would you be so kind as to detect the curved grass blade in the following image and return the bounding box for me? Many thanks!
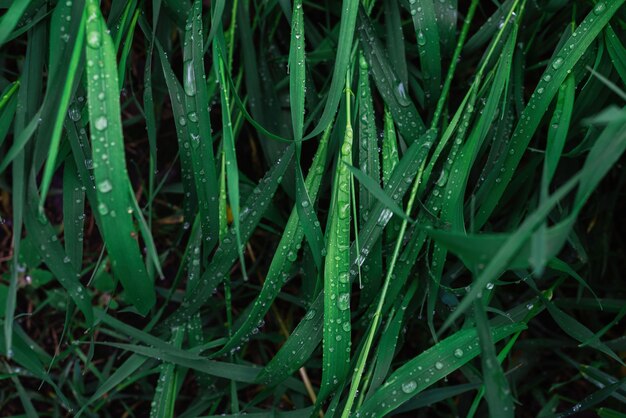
[0,0,31,48]
[605,25,626,85]
[255,294,324,386]
[75,354,148,417]
[355,323,525,416]
[556,379,626,417]
[85,0,155,314]
[24,189,93,326]
[543,299,625,366]
[97,341,259,382]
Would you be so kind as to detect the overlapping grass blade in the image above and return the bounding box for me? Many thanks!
[409,0,441,109]
[290,0,325,269]
[149,327,185,418]
[356,52,383,305]
[163,145,295,328]
[476,0,625,226]
[182,0,219,248]
[215,124,331,357]
[358,7,426,143]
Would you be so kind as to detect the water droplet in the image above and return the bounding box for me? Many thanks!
[337,293,350,310]
[87,31,101,48]
[188,112,198,123]
[436,170,448,187]
[305,309,316,320]
[98,202,109,215]
[178,116,187,126]
[183,60,196,96]
[593,2,606,14]
[359,54,368,70]
[417,31,426,46]
[454,348,464,358]
[94,116,108,131]
[341,140,352,157]
[68,105,81,121]
[435,361,444,370]
[97,180,112,193]
[401,380,417,393]
[552,57,564,70]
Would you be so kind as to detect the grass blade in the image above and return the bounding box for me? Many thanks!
[85,0,155,313]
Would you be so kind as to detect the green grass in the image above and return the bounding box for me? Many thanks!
[1,0,626,416]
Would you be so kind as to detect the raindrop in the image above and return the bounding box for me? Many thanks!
[94,116,108,131]
[183,60,197,96]
[68,105,81,121]
[87,31,102,48]
[337,293,350,310]
[551,57,564,70]
[401,380,417,394]
[97,180,112,193]
[593,2,606,14]
[417,31,426,47]
[454,348,464,358]
[98,202,109,215]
